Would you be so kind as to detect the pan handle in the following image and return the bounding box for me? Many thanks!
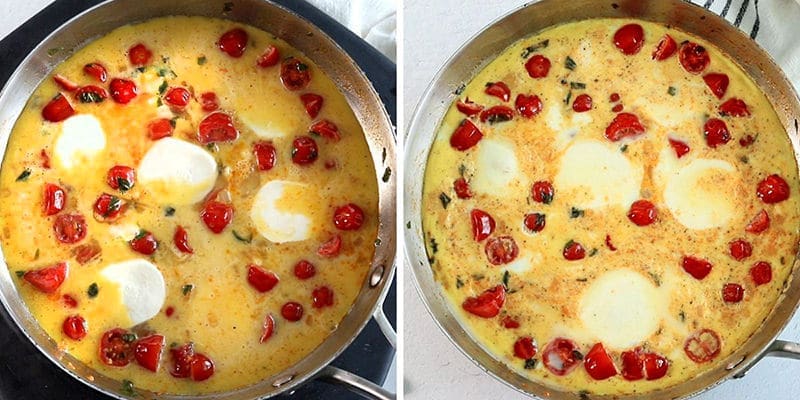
[317,365,396,400]
[733,340,800,379]
[373,306,397,348]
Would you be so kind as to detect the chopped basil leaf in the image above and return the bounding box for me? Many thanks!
[169,117,178,128]
[588,248,598,257]
[122,333,137,343]
[182,284,194,295]
[455,277,464,288]
[157,68,175,78]
[121,379,137,397]
[458,164,467,177]
[569,207,584,218]
[296,62,308,71]
[472,273,485,281]
[406,221,411,229]
[156,97,163,107]
[540,192,553,204]
[502,270,510,289]
[133,230,148,241]
[158,81,168,95]
[564,240,576,251]
[117,177,132,192]
[576,277,588,282]
[572,350,584,360]
[565,56,577,71]
[429,237,439,254]
[232,230,252,244]
[104,196,121,217]
[136,66,146,73]
[439,192,451,209]
[14,271,25,278]
[87,282,99,298]
[382,167,392,183]
[454,83,466,95]
[486,113,512,124]
[164,206,176,217]
[197,56,207,65]
[648,271,662,286]
[739,155,749,164]
[15,169,31,182]
[564,90,572,105]
[521,39,549,58]
[569,81,586,90]
[78,91,104,103]
[679,310,686,322]
[207,143,219,152]
[578,390,590,400]
[374,238,382,247]
[524,358,538,369]
[668,86,677,96]
[382,147,387,163]
[620,144,629,153]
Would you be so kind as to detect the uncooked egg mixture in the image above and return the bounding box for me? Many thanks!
[422,19,800,395]
[0,16,378,395]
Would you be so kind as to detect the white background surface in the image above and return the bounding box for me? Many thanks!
[402,0,800,399]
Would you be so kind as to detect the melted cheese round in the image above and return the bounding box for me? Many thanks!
[55,114,107,170]
[250,180,322,243]
[137,137,219,205]
[100,259,166,327]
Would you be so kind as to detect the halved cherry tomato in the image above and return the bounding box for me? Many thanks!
[613,23,645,55]
[484,81,510,102]
[93,193,126,221]
[128,43,153,66]
[729,239,752,261]
[260,314,275,343]
[333,203,365,230]
[190,353,215,381]
[107,165,135,192]
[281,301,304,321]
[485,236,519,265]
[531,181,554,204]
[684,329,721,363]
[454,177,472,199]
[129,231,158,255]
[757,174,790,204]
[668,138,690,158]
[300,93,323,118]
[83,62,108,83]
[312,286,334,308]
[198,112,239,144]
[164,87,191,109]
[450,119,483,151]
[62,294,78,308]
[461,285,505,318]
[174,226,193,254]
[147,118,173,140]
[703,118,730,148]
[294,260,316,280]
[739,134,756,147]
[745,209,770,233]
[722,283,744,303]
[513,337,537,359]
[99,328,135,367]
[318,235,342,257]
[470,209,495,241]
[703,73,729,99]
[218,28,248,58]
[627,199,657,226]
[523,213,546,233]
[247,264,279,292]
[525,54,551,78]
[610,93,621,102]
[74,241,101,265]
[200,92,219,112]
[254,141,277,171]
[584,343,617,380]
[281,57,311,91]
[53,213,87,244]
[501,316,520,329]
[257,45,281,67]
[23,262,67,293]
[457,98,483,117]
[750,261,772,286]
[605,112,645,141]
[542,338,581,376]
[200,201,233,234]
[40,149,51,169]
[75,85,108,103]
[515,94,543,118]
[170,343,194,378]
[291,136,319,165]
[612,103,624,113]
[644,353,669,380]
[563,240,586,261]
[572,94,592,112]
[43,183,66,216]
[679,42,710,74]
[42,94,75,122]
[621,348,644,381]
[310,119,341,141]
[605,234,617,251]
[53,74,78,92]
[682,256,713,280]
[652,34,677,60]
[719,98,750,117]
[109,78,138,104]
[479,105,514,124]
[134,334,164,372]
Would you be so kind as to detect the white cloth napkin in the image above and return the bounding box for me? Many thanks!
[306,0,397,62]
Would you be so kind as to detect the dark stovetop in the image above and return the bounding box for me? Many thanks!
[0,1,397,399]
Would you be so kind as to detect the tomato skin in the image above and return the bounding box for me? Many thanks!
[729,239,752,261]
[333,203,365,230]
[542,338,581,376]
[756,174,790,204]
[198,112,239,144]
[605,234,617,251]
[652,34,677,60]
[300,93,324,118]
[75,85,108,103]
[644,353,669,380]
[318,235,342,257]
[280,57,311,91]
[312,286,335,308]
[310,119,341,141]
[745,209,770,233]
[190,353,215,381]
[170,343,194,378]
[74,242,101,265]
[525,54,551,78]
[294,260,316,280]
[461,285,506,318]
[501,316,520,329]
[627,199,657,226]
[563,241,586,261]
[682,256,713,280]
[523,213,546,233]
[456,98,483,117]
[719,98,750,117]
[605,112,645,141]
[584,343,618,380]
[703,118,730,148]
[164,87,191,109]
[291,136,319,165]
[107,166,136,191]
[174,226,193,254]
[609,93,621,102]
[53,213,88,244]
[702,73,729,99]
[53,74,79,91]
[453,177,473,199]
[109,78,138,104]
[260,314,275,343]
[485,236,519,265]
[43,183,67,216]
[200,92,219,112]
[750,261,772,286]
[572,94,592,112]
[515,94,543,118]
[129,231,158,255]
[722,283,745,303]
[513,337,537,359]
[42,94,75,122]
[247,264,279,293]
[128,43,153,66]
[613,23,645,55]
[668,138,690,158]
[253,141,277,171]
[449,119,483,151]
[93,193,126,221]
[470,209,495,241]
[484,81,511,102]
[40,149,51,169]
[479,105,514,124]
[281,301,304,321]
[23,262,68,293]
[684,329,721,363]
[83,62,108,83]
[257,45,280,67]
[99,328,135,367]
[134,334,164,372]
[679,42,710,74]
[201,201,234,233]
[739,134,756,147]
[62,294,78,308]
[218,28,248,57]
[147,118,174,140]
[531,181,554,204]
[620,348,644,381]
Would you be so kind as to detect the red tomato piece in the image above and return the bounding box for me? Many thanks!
[200,201,233,234]
[484,81,511,102]
[53,213,87,244]
[190,353,215,381]
[281,57,311,91]
[739,134,756,147]
[170,343,194,378]
[198,112,239,144]
[73,242,101,265]
[523,213,546,233]
[99,328,135,367]
[652,34,677,60]
[679,42,710,74]
[703,118,730,148]
[515,94,543,118]
[291,136,319,165]
[106,165,135,192]
[164,87,191,109]
[456,98,484,117]
[174,226,193,254]
[300,93,324,118]
[542,338,581,376]
[247,264,279,293]
[501,316,520,329]
[627,199,657,226]
[23,262,68,293]
[563,240,586,261]
[42,183,67,216]
[40,149,51,169]
[612,103,624,113]
[147,118,173,140]
[62,294,78,308]
[613,23,645,55]
[470,209,496,241]
[134,334,164,372]
[684,329,721,363]
[75,85,108,103]
[218,28,248,58]
[281,301,304,321]
[682,256,713,280]
[294,260,316,280]
[485,236,519,265]
[312,286,335,308]
[165,307,174,317]
[702,73,729,99]
[722,283,744,303]
[729,239,752,261]
[42,94,75,122]
[310,119,341,141]
[572,94,592,112]
[531,181,554,204]
[668,138,690,158]
[719,98,750,117]
[129,231,158,255]
[200,92,219,112]
[513,337,537,360]
[257,45,280,67]
[53,74,78,91]
[253,141,277,171]
[333,203,365,230]
[757,174,790,204]
[643,353,669,380]
[93,193,126,221]
[750,261,772,286]
[450,119,483,151]
[610,93,621,102]
[128,43,153,66]
[605,112,645,141]
[83,62,108,83]
[479,105,514,124]
[584,343,618,380]
[525,54,551,78]
[745,209,770,233]
[620,348,644,381]
[461,285,506,318]
[318,235,342,257]
[605,234,617,251]
[454,177,473,199]
[260,314,275,343]
[109,78,138,104]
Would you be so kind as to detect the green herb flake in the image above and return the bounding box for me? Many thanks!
[620,144,629,153]
[158,80,168,95]
[502,270,510,289]
[78,91,104,103]
[169,117,178,128]
[296,62,308,71]
[456,277,464,288]
[569,207,584,218]
[569,81,586,90]
[164,206,176,217]
[564,90,573,105]
[382,147,387,163]
[104,196,122,217]
[14,271,25,278]
[223,1,234,12]
[429,238,439,254]
[648,272,662,287]
[382,167,392,183]
[15,169,31,182]
[454,84,466,95]
[668,86,677,96]
[197,56,207,65]
[588,248,598,257]
[136,66,146,73]
[578,390,591,400]
[121,379,137,397]
[521,39,549,58]
[679,310,686,322]
[564,239,576,252]
[122,333,137,343]
[156,97,163,107]
[374,238,382,247]
[117,177,132,192]
[87,283,99,298]
[47,48,63,57]
[406,221,411,229]
[572,350,584,361]
[133,230,148,241]
[576,277,588,282]
[34,248,40,260]
[182,284,194,296]
[565,56,577,71]
[439,192,451,209]
[472,274,485,281]
[740,155,749,164]
[524,358,538,369]
[232,230,252,244]
[157,68,175,78]
[458,164,467,177]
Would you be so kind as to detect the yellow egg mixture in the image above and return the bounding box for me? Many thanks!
[422,19,800,395]
[0,16,378,394]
